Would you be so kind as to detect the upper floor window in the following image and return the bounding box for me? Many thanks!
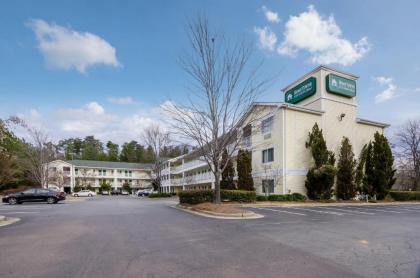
[129,171,132,177]
[261,116,274,134]
[242,124,252,147]
[262,148,274,163]
[63,167,70,172]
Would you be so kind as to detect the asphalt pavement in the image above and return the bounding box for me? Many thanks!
[0,196,419,278]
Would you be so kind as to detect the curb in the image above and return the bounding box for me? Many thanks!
[245,201,420,208]
[0,216,20,227]
[174,205,264,220]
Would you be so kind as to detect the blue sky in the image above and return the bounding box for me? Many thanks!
[1,0,419,144]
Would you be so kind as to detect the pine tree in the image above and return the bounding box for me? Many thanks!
[220,149,235,189]
[355,144,367,191]
[305,123,336,200]
[363,142,375,196]
[336,137,357,200]
[372,132,396,199]
[237,149,254,191]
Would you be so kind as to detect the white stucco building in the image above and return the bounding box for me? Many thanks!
[160,66,389,195]
[46,160,153,193]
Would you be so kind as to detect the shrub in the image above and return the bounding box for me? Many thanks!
[291,193,306,201]
[388,191,420,201]
[179,190,214,204]
[256,195,268,201]
[149,192,172,198]
[258,193,306,202]
[305,165,336,200]
[221,190,256,202]
[73,185,81,192]
[178,189,256,204]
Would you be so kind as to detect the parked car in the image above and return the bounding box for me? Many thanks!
[101,190,110,195]
[111,190,120,195]
[137,188,155,197]
[121,190,129,195]
[2,188,66,205]
[73,190,96,197]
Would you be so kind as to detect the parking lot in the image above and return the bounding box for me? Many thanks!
[0,197,419,278]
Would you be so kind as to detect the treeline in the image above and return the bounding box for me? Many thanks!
[58,136,189,163]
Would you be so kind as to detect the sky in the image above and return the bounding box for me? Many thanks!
[1,0,419,145]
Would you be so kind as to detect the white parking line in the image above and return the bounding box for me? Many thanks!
[381,207,420,212]
[252,207,306,216]
[343,207,402,213]
[285,207,343,215]
[2,211,39,214]
[316,207,375,215]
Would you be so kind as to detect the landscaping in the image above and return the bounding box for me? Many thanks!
[178,189,256,204]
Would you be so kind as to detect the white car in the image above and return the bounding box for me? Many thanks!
[73,190,96,197]
[121,191,129,195]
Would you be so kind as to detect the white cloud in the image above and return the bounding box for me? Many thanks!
[374,76,398,103]
[278,5,370,66]
[107,96,136,105]
[254,26,277,51]
[262,6,280,23]
[26,19,121,73]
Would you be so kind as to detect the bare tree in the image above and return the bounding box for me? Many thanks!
[10,117,57,188]
[164,16,269,203]
[48,169,68,190]
[395,119,420,190]
[142,124,171,191]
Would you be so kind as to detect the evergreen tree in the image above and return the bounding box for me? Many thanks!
[237,149,254,191]
[106,141,119,161]
[372,132,396,199]
[355,144,367,191]
[305,123,336,200]
[81,136,104,160]
[362,142,375,196]
[220,149,235,189]
[336,137,357,200]
[120,141,139,162]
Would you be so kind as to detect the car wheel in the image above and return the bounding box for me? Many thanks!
[47,197,56,204]
[74,194,79,197]
[8,197,18,205]
[88,194,92,197]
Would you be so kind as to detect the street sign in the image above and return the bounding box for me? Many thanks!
[285,77,316,104]
[326,74,356,98]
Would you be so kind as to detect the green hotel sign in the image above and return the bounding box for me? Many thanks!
[285,77,316,104]
[326,74,356,98]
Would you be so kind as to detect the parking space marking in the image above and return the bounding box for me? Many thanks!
[1,211,39,214]
[315,207,375,215]
[252,207,307,216]
[285,207,343,215]
[343,206,402,213]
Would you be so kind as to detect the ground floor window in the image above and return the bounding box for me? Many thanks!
[262,179,275,194]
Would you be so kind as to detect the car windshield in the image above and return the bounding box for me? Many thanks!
[23,189,36,194]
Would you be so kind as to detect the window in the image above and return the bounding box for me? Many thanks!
[51,167,57,172]
[75,168,79,175]
[23,189,36,194]
[129,171,132,177]
[262,148,274,163]
[242,124,252,147]
[261,116,274,134]
[262,179,275,194]
[103,170,106,176]
[125,170,128,177]
[63,167,70,172]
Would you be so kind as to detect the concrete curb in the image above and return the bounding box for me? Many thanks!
[173,205,264,220]
[0,216,20,227]
[243,201,420,208]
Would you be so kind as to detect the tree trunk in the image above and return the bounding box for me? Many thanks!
[214,170,221,204]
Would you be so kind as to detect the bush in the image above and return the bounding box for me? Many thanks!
[179,190,214,204]
[149,192,173,198]
[73,185,81,192]
[178,189,256,204]
[256,195,268,201]
[221,190,256,202]
[388,191,420,201]
[257,193,306,202]
[305,165,336,200]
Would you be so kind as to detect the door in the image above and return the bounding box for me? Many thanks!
[36,189,52,202]
[19,189,37,202]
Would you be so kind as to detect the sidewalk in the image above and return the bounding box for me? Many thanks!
[243,201,420,208]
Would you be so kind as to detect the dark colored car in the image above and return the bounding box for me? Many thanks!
[111,190,120,195]
[2,188,66,205]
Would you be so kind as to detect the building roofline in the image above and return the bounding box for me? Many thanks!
[356,118,390,128]
[281,65,359,92]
